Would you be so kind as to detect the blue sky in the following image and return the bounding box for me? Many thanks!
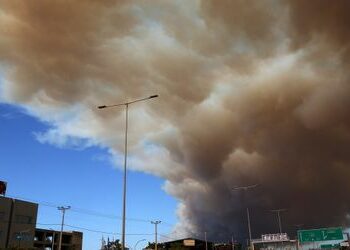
[0,103,178,250]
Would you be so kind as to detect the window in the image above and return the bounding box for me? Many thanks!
[13,232,31,241]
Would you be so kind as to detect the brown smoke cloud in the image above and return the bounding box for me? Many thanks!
[1,0,350,242]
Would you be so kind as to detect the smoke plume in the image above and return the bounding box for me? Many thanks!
[1,0,350,242]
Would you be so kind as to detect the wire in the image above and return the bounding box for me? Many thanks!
[69,207,151,223]
[6,194,151,223]
[7,195,58,208]
[2,195,185,238]
[65,224,154,236]
[2,220,155,236]
[159,234,177,240]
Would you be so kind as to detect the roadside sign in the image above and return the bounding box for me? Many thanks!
[298,227,343,243]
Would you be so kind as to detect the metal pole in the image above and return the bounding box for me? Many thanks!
[97,95,158,250]
[155,222,158,250]
[121,104,128,250]
[134,239,146,250]
[232,184,258,247]
[205,231,208,250]
[277,211,282,234]
[59,207,65,250]
[52,231,55,250]
[151,221,161,250]
[247,207,252,243]
[58,206,70,250]
[232,235,234,250]
[270,209,286,234]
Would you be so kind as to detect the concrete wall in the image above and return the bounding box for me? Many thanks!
[0,196,38,248]
[0,196,12,248]
[252,241,298,250]
[34,228,83,250]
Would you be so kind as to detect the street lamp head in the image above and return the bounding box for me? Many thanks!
[149,95,158,99]
[151,220,161,224]
[98,105,107,109]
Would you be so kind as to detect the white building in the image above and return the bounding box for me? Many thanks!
[251,233,298,250]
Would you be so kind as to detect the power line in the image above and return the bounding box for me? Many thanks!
[2,220,155,236]
[6,194,151,223]
[69,207,150,223]
[159,234,177,240]
[4,195,182,237]
[8,195,59,208]
[65,224,154,236]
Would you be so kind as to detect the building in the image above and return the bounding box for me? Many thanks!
[0,195,82,250]
[155,237,213,250]
[34,228,83,250]
[0,195,38,248]
[215,242,242,250]
[251,233,298,250]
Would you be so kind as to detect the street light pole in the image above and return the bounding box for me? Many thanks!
[58,206,70,250]
[122,102,128,250]
[98,95,158,250]
[232,184,259,245]
[270,209,287,234]
[134,239,146,250]
[151,221,161,250]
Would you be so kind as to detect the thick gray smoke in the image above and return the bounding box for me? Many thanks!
[1,0,350,242]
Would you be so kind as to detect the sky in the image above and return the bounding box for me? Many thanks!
[0,102,178,249]
[1,0,350,249]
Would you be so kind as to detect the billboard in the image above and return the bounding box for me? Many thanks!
[262,233,289,242]
[183,239,195,246]
[0,180,6,195]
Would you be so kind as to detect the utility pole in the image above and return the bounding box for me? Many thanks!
[232,184,259,246]
[205,231,208,250]
[232,234,234,250]
[246,207,252,242]
[58,206,70,250]
[151,221,161,250]
[52,231,55,250]
[270,209,287,234]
